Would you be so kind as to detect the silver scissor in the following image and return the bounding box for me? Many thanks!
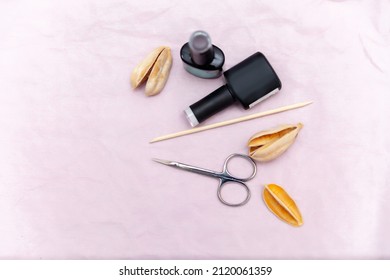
[152,153,257,207]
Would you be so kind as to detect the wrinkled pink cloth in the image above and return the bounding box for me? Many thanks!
[1,0,389,259]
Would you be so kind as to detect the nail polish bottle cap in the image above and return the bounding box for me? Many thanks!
[180,30,225,79]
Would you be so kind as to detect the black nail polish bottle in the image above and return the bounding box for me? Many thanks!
[180,30,225,79]
[184,52,282,127]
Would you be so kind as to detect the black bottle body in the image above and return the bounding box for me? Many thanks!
[185,52,282,127]
[187,85,235,125]
[224,52,281,109]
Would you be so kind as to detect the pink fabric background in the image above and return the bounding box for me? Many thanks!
[1,0,389,259]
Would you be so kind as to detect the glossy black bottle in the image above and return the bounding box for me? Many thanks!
[184,52,282,127]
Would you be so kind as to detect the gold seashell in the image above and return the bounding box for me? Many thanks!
[130,46,172,96]
[131,46,165,88]
[263,184,303,227]
[248,123,303,162]
[145,47,172,96]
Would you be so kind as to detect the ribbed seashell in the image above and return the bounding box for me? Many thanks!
[248,123,303,162]
[145,47,172,96]
[130,46,172,96]
[263,184,303,227]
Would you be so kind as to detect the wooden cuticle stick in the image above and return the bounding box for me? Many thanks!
[150,101,313,143]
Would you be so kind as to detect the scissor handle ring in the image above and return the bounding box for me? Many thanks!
[223,153,257,182]
[217,180,251,207]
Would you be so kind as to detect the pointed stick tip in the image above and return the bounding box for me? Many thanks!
[302,100,313,106]
[150,136,164,143]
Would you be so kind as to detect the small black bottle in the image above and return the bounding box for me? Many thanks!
[180,30,225,79]
[184,52,282,127]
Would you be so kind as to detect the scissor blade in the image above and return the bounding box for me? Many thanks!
[152,158,176,166]
[153,157,218,178]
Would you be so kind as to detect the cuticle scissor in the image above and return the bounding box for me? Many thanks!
[152,153,257,207]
